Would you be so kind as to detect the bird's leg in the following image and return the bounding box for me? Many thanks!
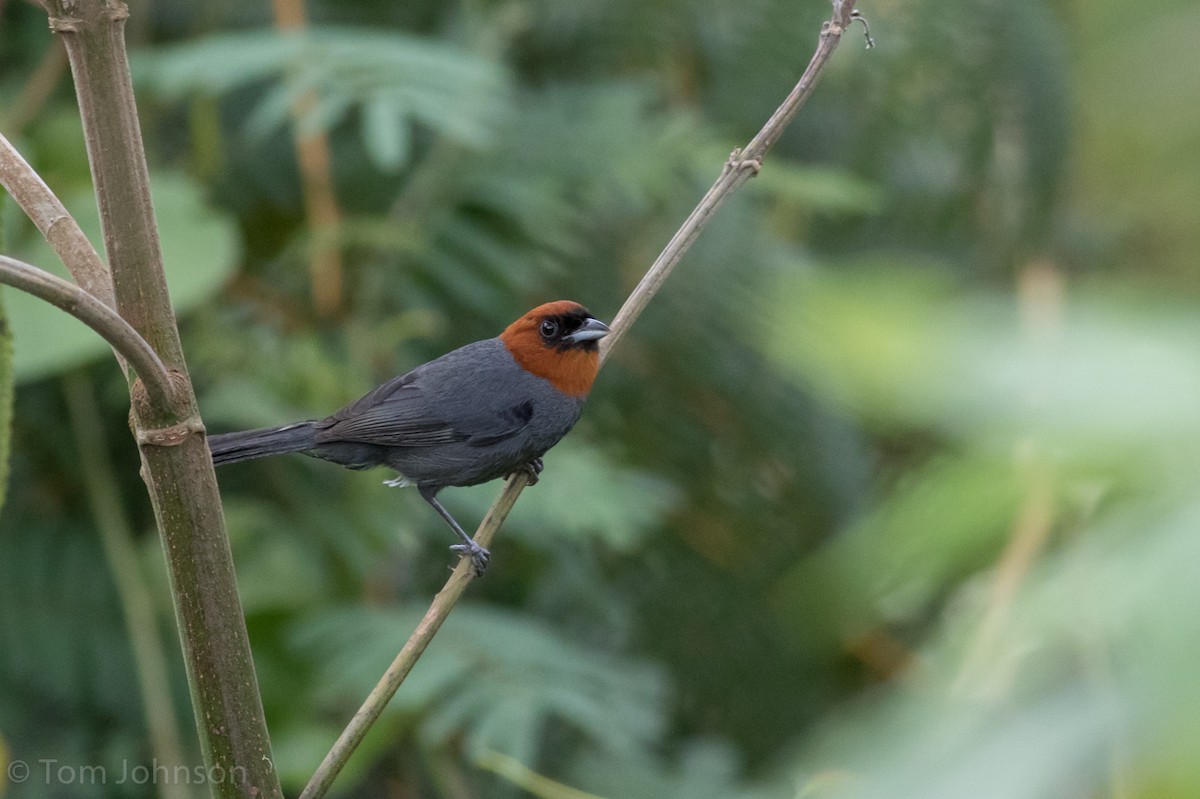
[419,487,490,575]
[507,456,543,486]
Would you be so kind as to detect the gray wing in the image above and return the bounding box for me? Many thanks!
[313,340,534,449]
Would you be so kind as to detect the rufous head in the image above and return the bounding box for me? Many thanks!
[499,301,610,397]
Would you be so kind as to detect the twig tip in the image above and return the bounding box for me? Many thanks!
[851,11,875,49]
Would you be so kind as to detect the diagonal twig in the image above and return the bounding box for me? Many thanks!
[0,131,115,308]
[601,0,865,363]
[301,3,865,796]
[298,474,529,799]
[0,254,176,408]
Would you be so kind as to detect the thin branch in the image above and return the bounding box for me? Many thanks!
[300,2,863,797]
[0,254,175,408]
[600,0,860,364]
[477,750,605,799]
[299,472,530,799]
[0,131,115,308]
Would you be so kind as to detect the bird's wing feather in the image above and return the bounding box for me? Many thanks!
[317,373,459,446]
[314,341,535,448]
[462,400,534,447]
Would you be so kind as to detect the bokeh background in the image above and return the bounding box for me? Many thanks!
[2,0,1198,797]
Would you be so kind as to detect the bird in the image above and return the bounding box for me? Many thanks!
[207,301,609,575]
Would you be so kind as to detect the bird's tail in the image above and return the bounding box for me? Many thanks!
[208,422,317,466]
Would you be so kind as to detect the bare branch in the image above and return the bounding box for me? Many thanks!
[0,254,175,408]
[300,2,864,797]
[0,131,115,308]
[600,0,861,362]
[299,472,530,799]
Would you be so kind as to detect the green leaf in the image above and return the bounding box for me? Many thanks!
[760,261,1200,455]
[3,171,239,382]
[750,161,885,215]
[443,437,680,552]
[134,28,511,170]
[775,454,1024,638]
[0,520,144,774]
[361,94,410,171]
[286,603,669,786]
[567,739,754,799]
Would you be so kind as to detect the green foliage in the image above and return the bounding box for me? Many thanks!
[781,501,1200,799]
[446,437,680,552]
[292,605,667,761]
[0,514,148,799]
[764,263,1200,458]
[1,170,238,381]
[1071,0,1200,279]
[133,28,509,171]
[762,262,1200,797]
[2,0,1197,797]
[567,739,773,799]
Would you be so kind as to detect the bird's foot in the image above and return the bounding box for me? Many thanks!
[508,457,544,486]
[450,540,491,576]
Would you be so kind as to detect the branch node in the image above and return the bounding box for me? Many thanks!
[47,15,81,33]
[48,3,128,32]
[136,416,206,448]
[850,11,875,49]
[725,148,763,177]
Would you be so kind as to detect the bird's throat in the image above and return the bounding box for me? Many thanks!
[502,341,599,398]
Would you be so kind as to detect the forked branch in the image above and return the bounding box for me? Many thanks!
[0,131,114,307]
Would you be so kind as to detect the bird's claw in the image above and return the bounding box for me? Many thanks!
[508,457,544,486]
[450,540,491,576]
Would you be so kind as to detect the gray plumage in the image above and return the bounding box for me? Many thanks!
[208,337,585,489]
[208,301,608,574]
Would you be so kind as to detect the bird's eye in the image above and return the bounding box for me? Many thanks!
[539,319,559,339]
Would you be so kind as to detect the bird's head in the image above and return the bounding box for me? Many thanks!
[499,301,610,397]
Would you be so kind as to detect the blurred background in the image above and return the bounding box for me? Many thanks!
[2,0,1198,797]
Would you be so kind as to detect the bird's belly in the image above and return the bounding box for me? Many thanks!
[381,435,540,488]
